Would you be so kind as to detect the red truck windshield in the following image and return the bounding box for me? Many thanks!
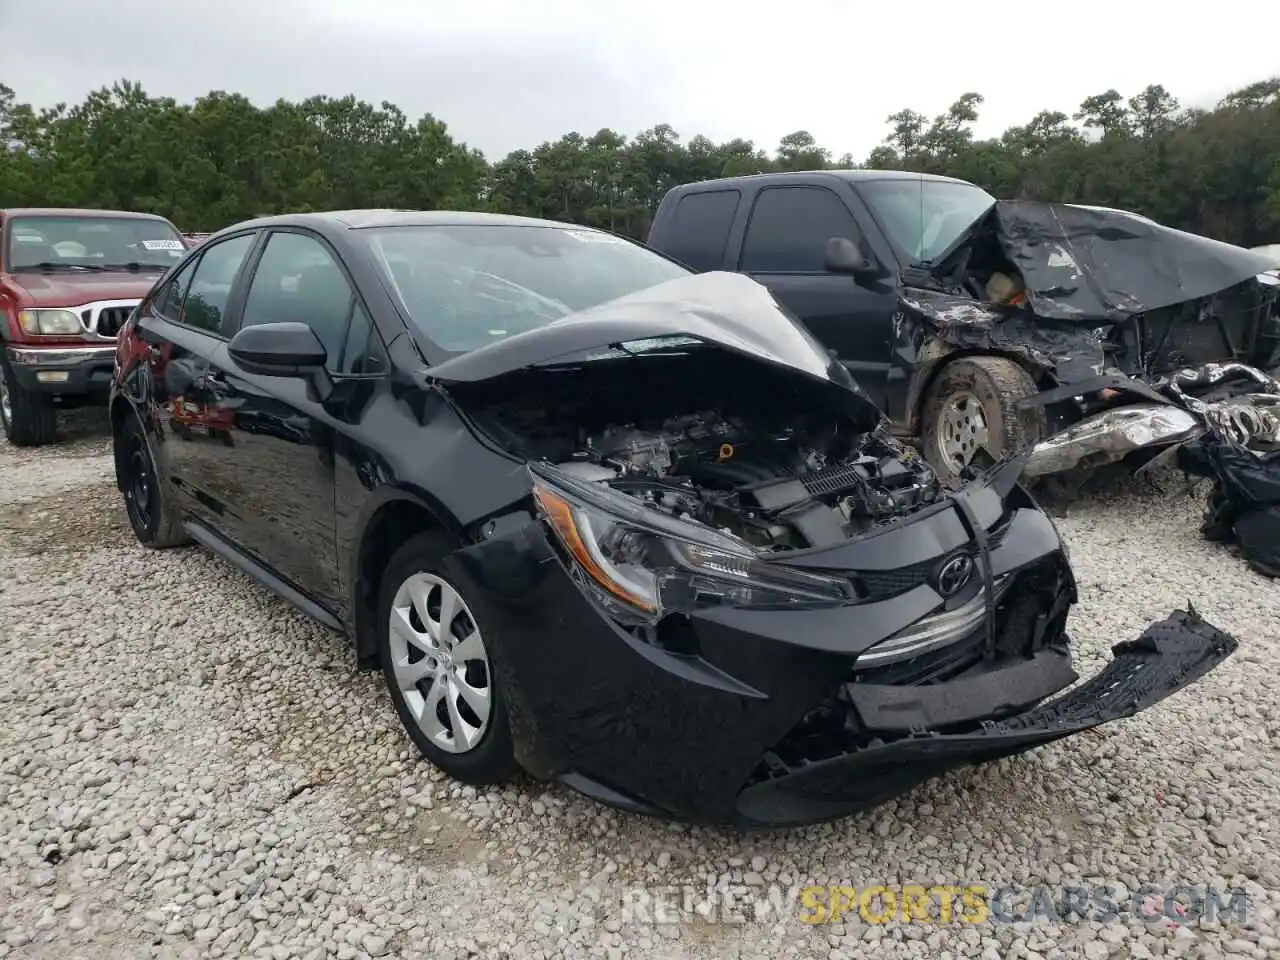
[6,216,186,272]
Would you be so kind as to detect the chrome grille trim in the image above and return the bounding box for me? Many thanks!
[855,575,1014,668]
[75,298,141,341]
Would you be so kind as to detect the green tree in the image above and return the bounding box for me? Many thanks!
[1,75,1277,245]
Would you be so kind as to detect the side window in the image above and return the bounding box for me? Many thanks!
[182,234,256,334]
[339,302,387,376]
[740,187,860,273]
[153,257,198,320]
[241,232,358,373]
[658,190,740,271]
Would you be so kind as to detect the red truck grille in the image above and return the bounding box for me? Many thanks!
[76,301,140,340]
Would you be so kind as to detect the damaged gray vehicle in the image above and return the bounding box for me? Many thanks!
[647,172,1280,483]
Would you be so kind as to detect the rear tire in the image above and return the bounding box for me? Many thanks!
[378,531,518,786]
[116,412,190,548]
[0,352,57,447]
[921,356,1046,482]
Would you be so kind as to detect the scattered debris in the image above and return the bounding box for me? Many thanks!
[1179,435,1280,578]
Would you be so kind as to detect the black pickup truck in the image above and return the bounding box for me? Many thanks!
[646,171,1280,482]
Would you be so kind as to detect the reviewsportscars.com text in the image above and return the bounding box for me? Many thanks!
[616,882,1249,927]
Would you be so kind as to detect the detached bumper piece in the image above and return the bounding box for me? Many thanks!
[735,609,1237,828]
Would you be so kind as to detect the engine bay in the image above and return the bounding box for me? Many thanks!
[552,410,942,551]
[448,345,944,552]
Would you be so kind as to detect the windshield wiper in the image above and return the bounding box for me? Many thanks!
[101,262,168,273]
[13,262,102,273]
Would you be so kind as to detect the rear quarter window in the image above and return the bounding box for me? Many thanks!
[652,190,741,272]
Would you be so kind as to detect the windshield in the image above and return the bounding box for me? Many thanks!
[5,216,186,272]
[857,179,996,264]
[364,224,691,352]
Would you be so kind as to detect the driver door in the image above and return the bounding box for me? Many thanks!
[197,229,382,611]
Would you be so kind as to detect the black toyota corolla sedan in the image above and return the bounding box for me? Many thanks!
[109,210,1236,827]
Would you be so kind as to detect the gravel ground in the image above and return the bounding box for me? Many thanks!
[1,410,1278,960]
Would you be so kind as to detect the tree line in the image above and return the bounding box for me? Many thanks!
[2,77,1278,247]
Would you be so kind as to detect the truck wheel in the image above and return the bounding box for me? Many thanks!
[921,356,1045,482]
[0,353,57,447]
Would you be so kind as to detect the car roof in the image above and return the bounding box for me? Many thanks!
[224,210,593,233]
[0,207,175,221]
[665,169,979,193]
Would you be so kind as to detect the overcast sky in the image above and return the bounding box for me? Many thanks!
[3,0,1277,161]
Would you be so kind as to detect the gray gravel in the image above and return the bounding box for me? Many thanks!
[1,410,1278,960]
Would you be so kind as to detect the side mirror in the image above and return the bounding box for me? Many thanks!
[823,236,878,281]
[228,321,333,402]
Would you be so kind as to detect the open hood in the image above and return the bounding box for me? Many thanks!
[940,201,1277,323]
[425,271,884,419]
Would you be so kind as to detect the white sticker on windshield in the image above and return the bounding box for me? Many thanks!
[14,234,43,244]
[142,239,185,251]
[563,229,625,244]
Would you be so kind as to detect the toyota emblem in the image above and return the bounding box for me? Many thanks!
[936,554,975,598]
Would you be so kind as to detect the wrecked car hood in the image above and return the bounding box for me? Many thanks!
[954,201,1277,322]
[426,271,884,417]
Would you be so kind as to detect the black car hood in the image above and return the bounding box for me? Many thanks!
[942,201,1277,323]
[426,271,884,419]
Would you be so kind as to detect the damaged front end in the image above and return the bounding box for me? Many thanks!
[430,272,1239,825]
[899,201,1280,478]
[740,608,1237,826]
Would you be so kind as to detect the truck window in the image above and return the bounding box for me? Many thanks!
[740,186,859,273]
[656,190,740,271]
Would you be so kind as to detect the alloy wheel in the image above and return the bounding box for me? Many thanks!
[937,391,990,471]
[388,572,493,754]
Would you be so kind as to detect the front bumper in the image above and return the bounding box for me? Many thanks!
[446,462,1235,827]
[1021,365,1280,478]
[4,344,117,397]
[738,609,1235,826]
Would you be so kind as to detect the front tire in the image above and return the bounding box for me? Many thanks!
[0,352,57,447]
[116,412,190,548]
[921,356,1046,482]
[377,532,517,785]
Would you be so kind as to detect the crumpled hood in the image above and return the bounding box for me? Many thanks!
[427,271,885,421]
[973,201,1276,322]
[3,270,162,307]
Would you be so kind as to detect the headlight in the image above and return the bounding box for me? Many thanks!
[529,463,853,625]
[18,309,82,336]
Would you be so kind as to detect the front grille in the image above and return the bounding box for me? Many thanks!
[96,307,132,337]
[745,557,1074,788]
[76,301,139,339]
[854,626,988,686]
[852,513,1012,602]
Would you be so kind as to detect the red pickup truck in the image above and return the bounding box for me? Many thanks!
[0,208,187,445]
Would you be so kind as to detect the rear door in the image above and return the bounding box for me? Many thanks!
[135,232,258,534]
[199,228,389,612]
[736,185,899,411]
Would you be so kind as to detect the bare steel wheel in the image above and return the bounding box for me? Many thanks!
[935,391,990,473]
[377,531,517,784]
[388,572,493,753]
[920,356,1046,483]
